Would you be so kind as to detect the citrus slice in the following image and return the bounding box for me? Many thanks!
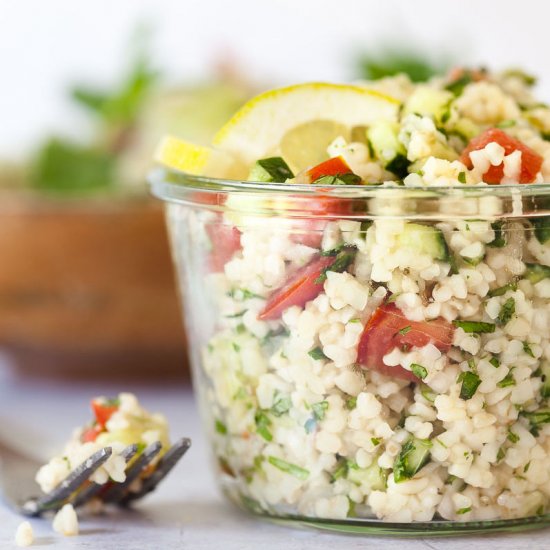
[213,82,400,170]
[154,135,239,177]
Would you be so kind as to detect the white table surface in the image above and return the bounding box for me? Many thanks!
[0,358,548,550]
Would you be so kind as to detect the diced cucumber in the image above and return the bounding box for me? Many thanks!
[347,461,387,491]
[367,120,410,178]
[532,217,550,244]
[452,118,481,141]
[396,223,450,261]
[248,157,294,183]
[540,363,550,399]
[524,263,550,284]
[403,87,454,124]
[393,438,432,482]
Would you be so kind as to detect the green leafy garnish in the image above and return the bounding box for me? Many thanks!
[312,401,329,421]
[267,456,309,480]
[271,395,291,417]
[411,363,428,380]
[215,419,227,435]
[398,326,412,336]
[345,396,357,410]
[248,157,294,183]
[315,248,357,284]
[458,171,467,184]
[393,438,432,483]
[497,298,516,325]
[227,288,263,300]
[488,282,517,297]
[488,221,507,248]
[489,357,500,368]
[308,347,328,361]
[523,342,535,358]
[313,173,362,185]
[458,371,481,400]
[496,119,516,129]
[497,372,516,388]
[445,73,474,96]
[255,411,273,442]
[452,320,495,333]
[521,409,550,436]
[507,430,520,443]
[371,437,381,446]
[456,506,472,515]
[502,69,537,86]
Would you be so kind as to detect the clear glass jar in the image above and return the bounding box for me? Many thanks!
[151,166,550,535]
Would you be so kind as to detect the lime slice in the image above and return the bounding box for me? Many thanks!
[154,135,241,177]
[213,82,400,170]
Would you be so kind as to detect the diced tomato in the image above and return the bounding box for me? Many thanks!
[205,220,242,272]
[460,128,543,184]
[306,156,353,183]
[91,398,119,428]
[447,67,486,84]
[81,424,103,443]
[258,255,336,320]
[357,303,454,382]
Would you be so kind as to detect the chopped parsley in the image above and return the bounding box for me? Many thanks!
[371,437,381,446]
[458,171,467,184]
[271,395,291,417]
[497,372,516,388]
[488,221,507,248]
[232,342,240,352]
[398,325,412,336]
[497,298,516,325]
[254,411,273,442]
[496,447,506,462]
[308,346,328,361]
[456,506,472,515]
[227,288,263,300]
[521,409,550,436]
[267,456,309,480]
[313,173,362,185]
[507,430,520,444]
[453,320,495,333]
[312,401,329,421]
[496,119,516,129]
[489,356,500,369]
[458,371,481,400]
[345,396,357,410]
[523,342,535,358]
[225,310,246,318]
[315,247,357,284]
[411,363,428,380]
[487,282,517,297]
[331,459,349,482]
[215,419,227,435]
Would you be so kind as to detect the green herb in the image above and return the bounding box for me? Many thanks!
[312,401,329,421]
[507,430,520,443]
[456,506,472,515]
[232,342,240,352]
[371,437,381,446]
[497,372,516,388]
[386,154,411,179]
[458,371,482,400]
[313,173,362,185]
[332,459,349,482]
[488,221,507,248]
[308,347,328,361]
[497,119,517,129]
[393,438,432,483]
[445,73,474,96]
[345,397,357,410]
[458,171,467,184]
[435,438,447,448]
[271,395,291,417]
[248,157,294,183]
[452,320,495,333]
[255,411,273,442]
[488,282,517,297]
[524,461,531,473]
[420,384,436,403]
[497,298,516,325]
[497,447,506,462]
[536,505,545,516]
[489,357,500,368]
[521,409,550,436]
[503,69,537,86]
[225,310,246,319]
[267,456,309,480]
[411,363,428,380]
[523,342,535,358]
[320,243,346,256]
[349,318,362,324]
[524,262,550,284]
[445,474,457,485]
[215,419,227,435]
[227,288,263,300]
[398,325,412,336]
[236,324,246,334]
[315,248,357,284]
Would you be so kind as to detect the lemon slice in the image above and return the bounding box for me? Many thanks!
[154,135,240,177]
[213,82,400,170]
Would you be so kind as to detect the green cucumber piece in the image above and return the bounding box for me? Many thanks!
[525,263,550,284]
[393,438,432,482]
[396,223,450,261]
[453,320,495,333]
[248,157,294,183]
[532,217,550,244]
[347,461,387,490]
[367,120,410,178]
[403,87,454,124]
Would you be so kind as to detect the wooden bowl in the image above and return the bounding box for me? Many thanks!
[0,192,188,379]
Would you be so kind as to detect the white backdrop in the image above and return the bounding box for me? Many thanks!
[2,0,550,156]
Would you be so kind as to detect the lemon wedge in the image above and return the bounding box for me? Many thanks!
[154,135,241,178]
[213,82,400,171]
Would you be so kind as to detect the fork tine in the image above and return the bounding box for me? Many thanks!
[21,447,113,516]
[120,437,191,505]
[70,444,139,509]
[100,441,162,504]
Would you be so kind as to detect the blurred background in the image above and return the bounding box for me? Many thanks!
[0,0,548,381]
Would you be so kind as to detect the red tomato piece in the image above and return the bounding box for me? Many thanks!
[460,128,543,184]
[306,156,353,183]
[258,255,336,320]
[289,218,327,248]
[91,399,119,428]
[205,221,242,272]
[357,303,454,382]
[81,424,103,443]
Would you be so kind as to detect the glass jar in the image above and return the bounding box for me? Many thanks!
[151,166,550,536]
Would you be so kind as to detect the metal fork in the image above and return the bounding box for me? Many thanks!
[0,436,191,516]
